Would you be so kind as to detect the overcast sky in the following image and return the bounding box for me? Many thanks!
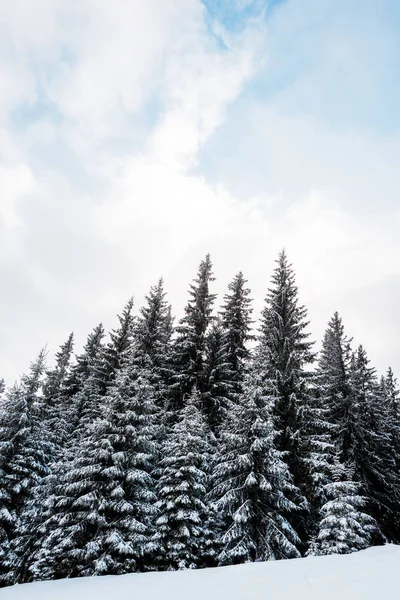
[1,0,400,384]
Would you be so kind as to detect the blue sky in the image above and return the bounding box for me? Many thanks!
[0,0,399,383]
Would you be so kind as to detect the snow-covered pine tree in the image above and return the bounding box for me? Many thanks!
[212,365,301,565]
[220,271,253,397]
[134,278,173,407]
[349,347,400,544]
[64,324,105,400]
[96,298,135,394]
[307,313,352,527]
[256,250,315,546]
[66,325,107,448]
[309,459,375,555]
[169,255,216,415]
[0,351,53,586]
[21,325,106,582]
[379,368,400,542]
[201,320,234,431]
[380,368,400,454]
[135,278,173,367]
[41,333,75,457]
[28,343,161,581]
[308,314,376,555]
[154,388,215,570]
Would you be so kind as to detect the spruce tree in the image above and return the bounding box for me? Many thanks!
[201,321,234,431]
[310,459,375,555]
[29,344,160,580]
[41,333,75,456]
[154,388,215,570]
[96,298,135,394]
[135,278,173,367]
[220,271,253,396]
[308,315,376,555]
[349,347,400,543]
[256,250,315,546]
[134,279,173,408]
[0,351,53,586]
[212,367,301,565]
[169,255,216,414]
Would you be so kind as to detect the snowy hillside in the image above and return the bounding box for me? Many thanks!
[3,545,400,600]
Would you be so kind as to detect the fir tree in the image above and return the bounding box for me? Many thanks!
[65,324,105,399]
[220,271,253,396]
[0,351,53,585]
[349,347,400,543]
[41,333,75,456]
[307,315,378,555]
[135,278,173,367]
[134,278,173,407]
[202,320,234,431]
[213,367,301,565]
[29,345,160,580]
[154,388,215,570]
[310,459,375,555]
[66,324,106,446]
[96,298,135,394]
[169,255,216,414]
[256,250,315,546]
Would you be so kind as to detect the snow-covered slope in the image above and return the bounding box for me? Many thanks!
[3,545,400,600]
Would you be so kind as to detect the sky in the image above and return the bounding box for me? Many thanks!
[1,0,400,384]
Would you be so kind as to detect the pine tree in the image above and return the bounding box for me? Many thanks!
[256,250,315,546]
[220,271,253,396]
[309,313,352,518]
[349,347,400,543]
[154,388,215,570]
[135,278,173,367]
[169,255,216,414]
[0,351,53,586]
[65,324,106,446]
[202,320,234,431]
[212,367,301,565]
[310,459,375,555]
[41,333,75,456]
[29,344,160,580]
[96,298,135,394]
[134,279,173,407]
[307,315,376,555]
[65,324,105,399]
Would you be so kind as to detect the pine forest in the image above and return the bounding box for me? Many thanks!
[1,250,399,587]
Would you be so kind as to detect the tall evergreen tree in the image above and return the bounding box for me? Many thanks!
[220,271,253,396]
[29,344,160,580]
[349,347,400,543]
[41,333,75,456]
[169,255,216,414]
[135,278,173,367]
[64,324,105,399]
[308,315,376,555]
[213,367,301,564]
[0,351,53,586]
[256,250,315,546]
[134,279,173,407]
[310,460,375,556]
[96,298,135,394]
[154,388,215,570]
[201,321,234,430]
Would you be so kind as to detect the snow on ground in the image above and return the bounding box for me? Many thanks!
[3,545,400,600]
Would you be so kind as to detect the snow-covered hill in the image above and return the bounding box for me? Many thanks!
[3,545,400,600]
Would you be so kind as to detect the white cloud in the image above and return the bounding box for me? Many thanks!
[0,0,399,385]
[0,163,35,229]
